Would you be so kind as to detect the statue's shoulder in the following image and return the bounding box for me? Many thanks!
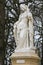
[14,21,19,26]
[27,11,32,17]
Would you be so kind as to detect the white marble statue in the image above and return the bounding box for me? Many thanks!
[13,4,34,52]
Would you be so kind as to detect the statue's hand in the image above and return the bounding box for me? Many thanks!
[28,12,33,22]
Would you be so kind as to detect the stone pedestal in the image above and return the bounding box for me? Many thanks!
[10,52,40,65]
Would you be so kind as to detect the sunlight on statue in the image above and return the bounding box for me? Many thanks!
[13,4,34,52]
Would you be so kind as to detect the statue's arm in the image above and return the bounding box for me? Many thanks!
[13,23,17,40]
[28,12,33,34]
[13,21,19,39]
[28,12,34,47]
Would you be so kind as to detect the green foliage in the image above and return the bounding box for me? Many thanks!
[0,0,43,65]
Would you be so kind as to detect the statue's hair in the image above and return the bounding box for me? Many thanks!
[20,4,30,11]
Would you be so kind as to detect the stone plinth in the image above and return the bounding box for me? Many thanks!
[10,52,40,65]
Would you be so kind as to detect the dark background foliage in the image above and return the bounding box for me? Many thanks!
[0,0,43,65]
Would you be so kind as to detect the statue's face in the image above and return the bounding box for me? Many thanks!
[20,4,27,12]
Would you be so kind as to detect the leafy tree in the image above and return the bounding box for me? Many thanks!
[0,0,43,65]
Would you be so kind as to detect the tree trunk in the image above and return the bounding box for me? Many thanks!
[0,0,5,65]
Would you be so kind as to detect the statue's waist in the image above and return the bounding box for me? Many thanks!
[18,28,29,31]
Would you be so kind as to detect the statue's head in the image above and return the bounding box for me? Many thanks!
[20,4,29,12]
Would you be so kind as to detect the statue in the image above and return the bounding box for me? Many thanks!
[10,5,40,65]
[13,4,34,52]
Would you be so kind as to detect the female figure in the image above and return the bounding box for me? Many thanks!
[13,4,33,51]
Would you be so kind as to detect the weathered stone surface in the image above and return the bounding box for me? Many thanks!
[10,4,40,65]
[13,4,34,51]
[10,52,40,65]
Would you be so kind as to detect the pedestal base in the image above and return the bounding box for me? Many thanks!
[10,52,40,65]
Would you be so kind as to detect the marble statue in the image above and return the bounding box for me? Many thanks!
[13,4,34,52]
[10,5,40,65]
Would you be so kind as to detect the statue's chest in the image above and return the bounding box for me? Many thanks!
[17,22,27,38]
